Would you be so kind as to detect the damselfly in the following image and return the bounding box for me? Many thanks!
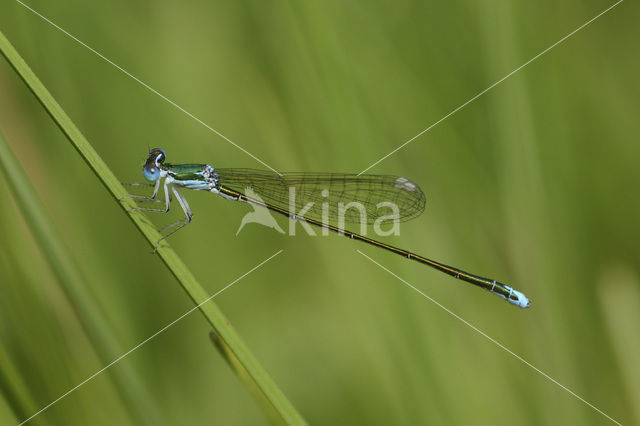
[126,148,530,308]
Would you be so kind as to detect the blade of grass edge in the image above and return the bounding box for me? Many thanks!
[0,29,306,426]
[209,332,284,426]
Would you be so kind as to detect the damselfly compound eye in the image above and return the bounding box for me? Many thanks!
[143,164,160,182]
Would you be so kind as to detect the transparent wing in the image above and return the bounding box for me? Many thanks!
[214,168,426,224]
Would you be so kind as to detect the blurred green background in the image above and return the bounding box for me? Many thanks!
[1,0,638,425]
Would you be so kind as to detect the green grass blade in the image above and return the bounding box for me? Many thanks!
[0,130,164,425]
[209,331,285,426]
[0,344,39,424]
[0,29,306,426]
[0,393,21,426]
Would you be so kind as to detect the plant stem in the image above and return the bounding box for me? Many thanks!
[0,29,305,426]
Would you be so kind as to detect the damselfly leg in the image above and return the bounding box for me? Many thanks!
[152,186,193,251]
[121,181,163,203]
[124,177,193,251]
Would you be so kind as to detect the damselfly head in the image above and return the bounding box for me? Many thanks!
[147,148,166,165]
[143,148,166,182]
